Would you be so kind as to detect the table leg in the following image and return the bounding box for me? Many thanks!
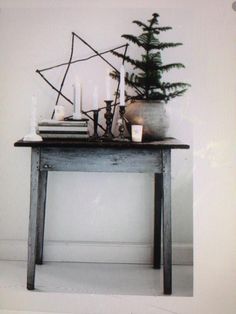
[153,173,162,269]
[36,171,48,265]
[162,149,172,295]
[27,148,40,290]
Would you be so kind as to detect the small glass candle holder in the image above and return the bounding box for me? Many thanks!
[131,125,143,142]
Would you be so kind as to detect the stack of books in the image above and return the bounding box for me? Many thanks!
[37,119,89,139]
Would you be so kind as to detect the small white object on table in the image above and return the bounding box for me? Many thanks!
[23,96,43,142]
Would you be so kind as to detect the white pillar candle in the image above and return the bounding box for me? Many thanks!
[75,77,81,110]
[105,69,111,100]
[119,65,125,106]
[73,77,82,119]
[23,95,42,141]
[93,86,99,110]
[30,95,37,131]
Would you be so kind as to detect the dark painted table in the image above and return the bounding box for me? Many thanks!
[14,137,189,294]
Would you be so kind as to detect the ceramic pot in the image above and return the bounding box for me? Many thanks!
[125,100,169,140]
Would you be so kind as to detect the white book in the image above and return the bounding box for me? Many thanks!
[41,133,89,139]
[38,119,88,127]
[38,126,88,132]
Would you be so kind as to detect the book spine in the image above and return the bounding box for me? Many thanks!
[39,118,89,124]
[38,123,88,127]
[39,131,88,135]
[41,133,89,139]
[38,126,88,132]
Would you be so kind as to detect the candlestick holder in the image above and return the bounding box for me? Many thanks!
[23,107,43,142]
[23,130,43,142]
[114,105,130,141]
[101,100,113,140]
[91,109,99,140]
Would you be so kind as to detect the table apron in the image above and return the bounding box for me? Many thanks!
[39,147,163,173]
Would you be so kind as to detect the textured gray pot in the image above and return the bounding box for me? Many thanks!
[125,100,169,140]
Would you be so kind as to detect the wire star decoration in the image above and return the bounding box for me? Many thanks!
[36,32,128,131]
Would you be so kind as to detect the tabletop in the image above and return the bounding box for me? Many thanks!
[14,137,190,150]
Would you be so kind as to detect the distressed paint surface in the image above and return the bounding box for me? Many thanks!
[153,173,163,269]
[162,149,172,294]
[16,139,189,294]
[36,171,48,265]
[27,148,40,290]
[40,147,162,173]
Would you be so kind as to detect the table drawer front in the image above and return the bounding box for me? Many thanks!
[40,147,162,173]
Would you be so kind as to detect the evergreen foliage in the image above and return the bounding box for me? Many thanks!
[112,13,190,102]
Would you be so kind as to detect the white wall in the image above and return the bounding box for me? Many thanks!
[0,0,236,314]
[0,1,193,264]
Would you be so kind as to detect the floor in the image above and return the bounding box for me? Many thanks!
[0,261,193,296]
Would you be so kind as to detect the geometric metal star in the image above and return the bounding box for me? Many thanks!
[36,32,128,131]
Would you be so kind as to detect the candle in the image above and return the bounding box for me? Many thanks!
[30,95,37,131]
[73,77,82,119]
[54,105,65,121]
[73,84,76,107]
[93,86,99,110]
[23,95,42,141]
[131,125,143,142]
[75,77,81,110]
[119,65,125,106]
[105,69,111,100]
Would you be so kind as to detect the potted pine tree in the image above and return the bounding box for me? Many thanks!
[112,13,190,140]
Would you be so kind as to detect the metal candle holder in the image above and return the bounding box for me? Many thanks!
[91,109,99,139]
[102,100,113,140]
[115,105,130,141]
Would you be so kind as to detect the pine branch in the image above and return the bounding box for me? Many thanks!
[111,50,138,67]
[156,26,172,31]
[162,82,191,90]
[122,34,143,47]
[152,42,183,50]
[159,63,185,72]
[133,20,150,31]
[166,88,188,100]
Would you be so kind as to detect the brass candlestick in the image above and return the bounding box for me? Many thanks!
[101,100,113,140]
[91,109,99,140]
[114,105,129,141]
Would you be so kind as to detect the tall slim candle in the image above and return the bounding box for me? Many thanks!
[31,95,37,131]
[93,86,99,110]
[119,65,125,106]
[23,95,42,141]
[73,77,82,119]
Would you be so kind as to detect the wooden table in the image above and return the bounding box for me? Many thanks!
[14,137,189,294]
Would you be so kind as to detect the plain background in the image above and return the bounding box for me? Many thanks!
[0,0,236,314]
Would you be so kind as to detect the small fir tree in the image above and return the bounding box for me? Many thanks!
[112,13,190,102]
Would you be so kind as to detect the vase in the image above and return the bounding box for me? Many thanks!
[125,100,169,140]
